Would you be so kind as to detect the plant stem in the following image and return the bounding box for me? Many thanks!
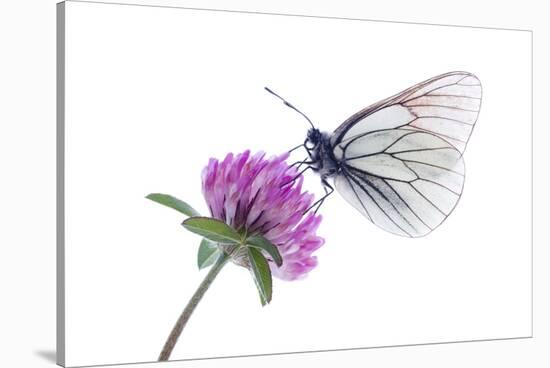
[158,252,230,361]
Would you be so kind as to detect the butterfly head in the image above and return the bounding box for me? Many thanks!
[306,128,322,148]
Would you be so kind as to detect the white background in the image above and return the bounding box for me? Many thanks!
[1,1,548,368]
[61,2,531,366]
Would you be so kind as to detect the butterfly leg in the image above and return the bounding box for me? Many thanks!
[305,145,315,161]
[280,165,314,188]
[289,158,315,172]
[288,139,315,170]
[287,143,305,154]
[304,177,334,215]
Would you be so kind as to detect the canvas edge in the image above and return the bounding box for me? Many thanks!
[56,1,66,367]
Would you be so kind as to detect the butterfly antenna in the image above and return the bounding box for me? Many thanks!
[264,87,315,130]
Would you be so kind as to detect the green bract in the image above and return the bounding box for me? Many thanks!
[146,193,200,217]
[197,239,220,270]
[247,247,272,306]
[182,217,242,244]
[181,216,281,306]
[147,193,282,306]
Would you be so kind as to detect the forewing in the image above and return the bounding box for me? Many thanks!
[331,71,482,153]
[334,131,465,237]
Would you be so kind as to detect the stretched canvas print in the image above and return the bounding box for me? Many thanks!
[56,1,533,366]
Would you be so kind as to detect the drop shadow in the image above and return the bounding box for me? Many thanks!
[35,350,56,364]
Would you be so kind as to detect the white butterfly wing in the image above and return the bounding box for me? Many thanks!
[331,72,481,237]
[331,72,482,153]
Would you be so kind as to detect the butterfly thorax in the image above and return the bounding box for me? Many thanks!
[306,128,341,179]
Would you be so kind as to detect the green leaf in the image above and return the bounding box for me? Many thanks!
[246,235,283,267]
[197,239,220,270]
[247,247,273,306]
[146,193,200,217]
[182,217,242,244]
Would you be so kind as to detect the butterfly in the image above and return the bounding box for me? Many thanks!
[266,71,482,237]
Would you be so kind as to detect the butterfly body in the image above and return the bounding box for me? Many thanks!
[306,128,341,179]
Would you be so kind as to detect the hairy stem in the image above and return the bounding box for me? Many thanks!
[158,252,230,361]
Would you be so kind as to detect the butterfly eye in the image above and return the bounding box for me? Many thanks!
[305,133,319,149]
[306,128,321,145]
